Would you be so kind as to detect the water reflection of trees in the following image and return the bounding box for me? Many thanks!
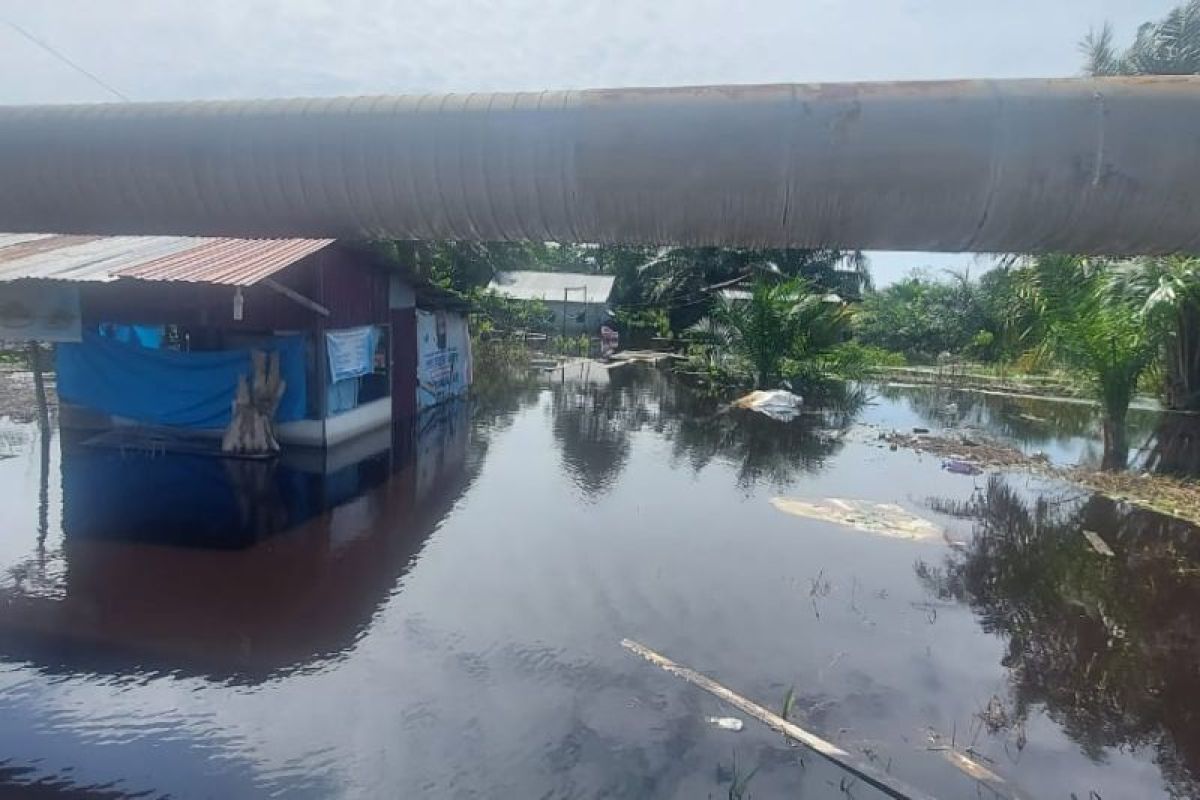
[665,385,865,488]
[470,353,544,451]
[1143,413,1200,477]
[918,476,1200,796]
[874,384,1161,458]
[550,380,635,498]
[543,366,867,495]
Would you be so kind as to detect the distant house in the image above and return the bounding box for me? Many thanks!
[488,271,615,335]
[0,234,470,450]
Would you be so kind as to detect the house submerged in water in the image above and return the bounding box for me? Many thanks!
[0,234,471,451]
[488,270,615,336]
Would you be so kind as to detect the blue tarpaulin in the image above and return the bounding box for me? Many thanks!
[99,323,165,349]
[57,333,308,429]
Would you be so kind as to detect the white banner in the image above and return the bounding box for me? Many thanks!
[325,326,378,383]
[416,310,472,411]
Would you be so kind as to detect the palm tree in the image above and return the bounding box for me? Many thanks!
[1109,257,1200,411]
[1081,2,1200,76]
[1014,256,1162,470]
[710,278,852,388]
[1080,2,1200,411]
[635,247,868,331]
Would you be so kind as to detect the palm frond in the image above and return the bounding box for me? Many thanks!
[1081,22,1127,75]
[1088,2,1200,77]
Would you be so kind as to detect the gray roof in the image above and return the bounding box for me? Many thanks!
[0,233,331,285]
[488,271,615,303]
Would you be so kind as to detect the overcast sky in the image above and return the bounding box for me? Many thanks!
[0,0,1177,284]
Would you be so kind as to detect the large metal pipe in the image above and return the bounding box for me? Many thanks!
[1,77,1198,254]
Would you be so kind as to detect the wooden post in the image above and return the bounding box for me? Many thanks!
[27,341,51,546]
[315,257,330,445]
[28,341,48,432]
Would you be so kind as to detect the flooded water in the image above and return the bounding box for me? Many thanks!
[865,382,1164,470]
[1,366,1199,798]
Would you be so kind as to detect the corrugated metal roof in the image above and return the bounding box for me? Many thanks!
[489,271,615,303]
[0,234,333,286]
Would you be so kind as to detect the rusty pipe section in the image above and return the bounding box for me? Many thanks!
[0,78,1198,254]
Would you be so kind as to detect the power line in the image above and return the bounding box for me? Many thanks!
[4,19,130,102]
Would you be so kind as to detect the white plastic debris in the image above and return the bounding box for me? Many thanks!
[708,716,745,732]
[731,390,803,422]
[771,497,944,543]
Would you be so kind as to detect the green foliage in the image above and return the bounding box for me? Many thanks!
[550,334,591,357]
[634,247,868,332]
[1009,254,1164,468]
[0,348,27,367]
[969,329,995,358]
[689,278,853,388]
[614,307,671,338]
[365,240,548,294]
[830,340,907,369]
[1081,2,1200,77]
[363,239,868,340]
[1109,256,1200,409]
[1015,256,1161,400]
[781,685,796,721]
[1080,4,1200,412]
[470,336,531,372]
[855,269,999,361]
[1078,3,1200,413]
[467,289,552,336]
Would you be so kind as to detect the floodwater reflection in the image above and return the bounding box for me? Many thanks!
[920,475,1200,798]
[1,365,1199,798]
[545,365,867,496]
[870,382,1163,469]
[0,404,473,681]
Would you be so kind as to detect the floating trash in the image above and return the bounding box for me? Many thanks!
[770,497,944,542]
[731,390,803,422]
[708,716,744,732]
[942,459,983,476]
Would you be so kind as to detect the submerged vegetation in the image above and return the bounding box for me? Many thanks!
[686,279,856,390]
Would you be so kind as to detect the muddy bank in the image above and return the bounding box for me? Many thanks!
[880,428,1042,469]
[879,427,1200,528]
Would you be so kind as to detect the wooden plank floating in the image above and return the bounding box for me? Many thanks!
[620,638,940,800]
